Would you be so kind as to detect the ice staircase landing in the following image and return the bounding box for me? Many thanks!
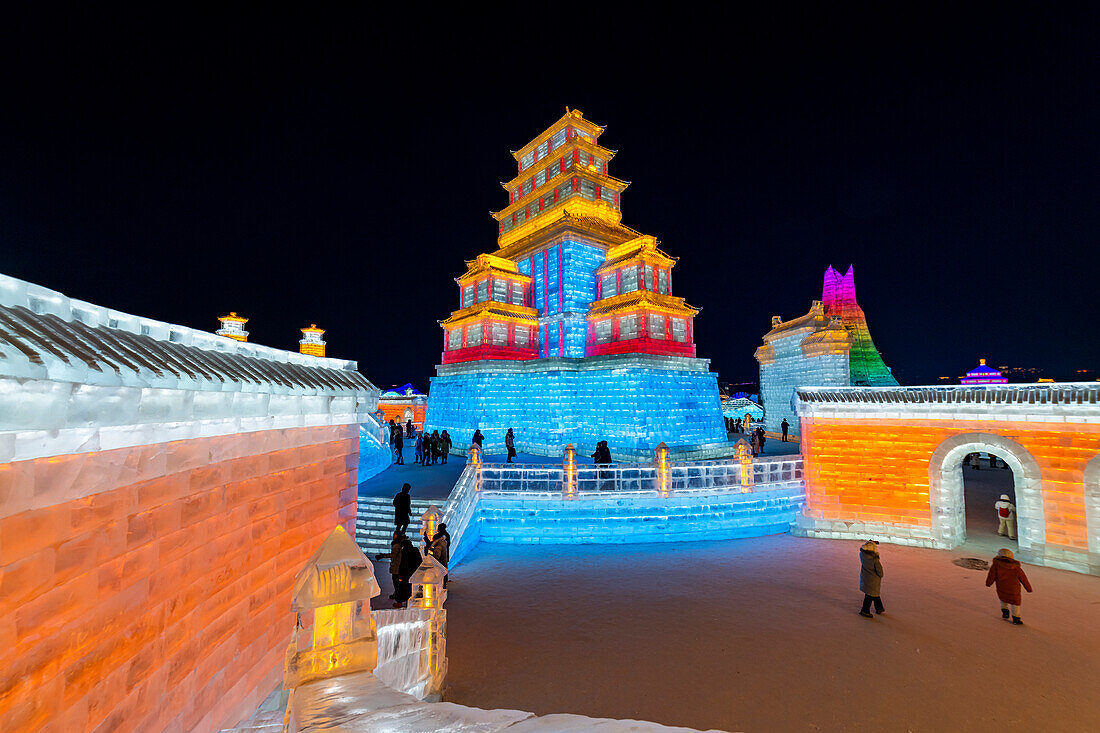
[356,496,448,556]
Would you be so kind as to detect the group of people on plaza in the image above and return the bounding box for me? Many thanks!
[724,416,782,456]
[377,482,451,609]
[387,418,452,466]
[858,495,1029,624]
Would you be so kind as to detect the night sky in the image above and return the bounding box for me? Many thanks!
[2,7,1097,390]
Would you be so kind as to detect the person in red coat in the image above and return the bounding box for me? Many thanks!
[985,548,1033,625]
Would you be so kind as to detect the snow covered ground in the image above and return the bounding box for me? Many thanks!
[441,533,1100,732]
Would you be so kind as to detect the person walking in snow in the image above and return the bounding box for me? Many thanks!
[750,430,760,457]
[375,530,405,601]
[505,428,517,463]
[471,429,484,451]
[414,431,424,465]
[985,548,1032,625]
[406,419,414,438]
[781,418,790,442]
[994,493,1016,539]
[756,427,766,454]
[440,430,452,464]
[393,483,412,534]
[858,540,885,618]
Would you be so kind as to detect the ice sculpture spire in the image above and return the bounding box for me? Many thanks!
[821,265,897,386]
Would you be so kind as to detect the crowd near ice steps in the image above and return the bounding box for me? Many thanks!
[356,496,449,554]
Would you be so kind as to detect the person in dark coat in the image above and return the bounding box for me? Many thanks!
[858,540,885,618]
[985,548,1033,624]
[505,428,517,463]
[393,535,423,608]
[472,429,484,450]
[393,429,404,465]
[781,419,790,442]
[591,440,611,465]
[375,530,405,600]
[393,483,412,534]
[429,430,441,465]
[756,427,766,454]
[440,430,452,464]
[424,522,451,587]
[406,419,414,438]
[414,431,424,465]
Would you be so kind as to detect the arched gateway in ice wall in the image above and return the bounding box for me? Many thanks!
[793,384,1100,575]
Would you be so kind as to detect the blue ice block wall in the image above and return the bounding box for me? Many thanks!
[516,239,604,358]
[425,359,729,458]
[358,423,393,484]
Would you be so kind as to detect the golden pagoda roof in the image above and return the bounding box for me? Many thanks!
[455,253,531,285]
[492,169,631,222]
[596,235,677,273]
[587,289,699,319]
[440,300,539,328]
[501,136,618,190]
[219,312,247,323]
[495,205,642,260]
[511,108,604,161]
[301,324,325,334]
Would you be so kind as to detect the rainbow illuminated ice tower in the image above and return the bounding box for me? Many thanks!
[756,264,897,434]
[425,109,728,460]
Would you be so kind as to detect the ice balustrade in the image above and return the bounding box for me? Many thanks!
[439,443,804,564]
[476,456,803,496]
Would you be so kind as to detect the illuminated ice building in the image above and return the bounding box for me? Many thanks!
[755,265,897,434]
[424,110,728,460]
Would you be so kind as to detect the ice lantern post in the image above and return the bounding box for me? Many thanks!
[469,444,482,492]
[734,439,754,491]
[563,443,577,498]
[420,505,443,552]
[655,442,670,497]
[283,526,381,690]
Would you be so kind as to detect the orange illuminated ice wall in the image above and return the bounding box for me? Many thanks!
[0,273,379,732]
[793,384,1100,575]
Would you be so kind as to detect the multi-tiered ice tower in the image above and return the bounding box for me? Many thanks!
[424,109,729,460]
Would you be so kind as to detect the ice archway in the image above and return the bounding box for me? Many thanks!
[928,432,1044,551]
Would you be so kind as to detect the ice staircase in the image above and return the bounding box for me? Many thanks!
[355,496,449,556]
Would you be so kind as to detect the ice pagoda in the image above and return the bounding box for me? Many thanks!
[755,265,898,434]
[424,109,728,459]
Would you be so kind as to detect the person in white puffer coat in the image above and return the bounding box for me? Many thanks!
[995,494,1016,539]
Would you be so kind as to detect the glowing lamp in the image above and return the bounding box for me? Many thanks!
[283,525,380,690]
[655,442,670,497]
[420,505,443,551]
[563,443,577,498]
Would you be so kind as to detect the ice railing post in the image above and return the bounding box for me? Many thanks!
[283,526,381,693]
[409,555,448,698]
[562,443,577,499]
[469,444,482,492]
[655,442,670,498]
[734,439,754,492]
